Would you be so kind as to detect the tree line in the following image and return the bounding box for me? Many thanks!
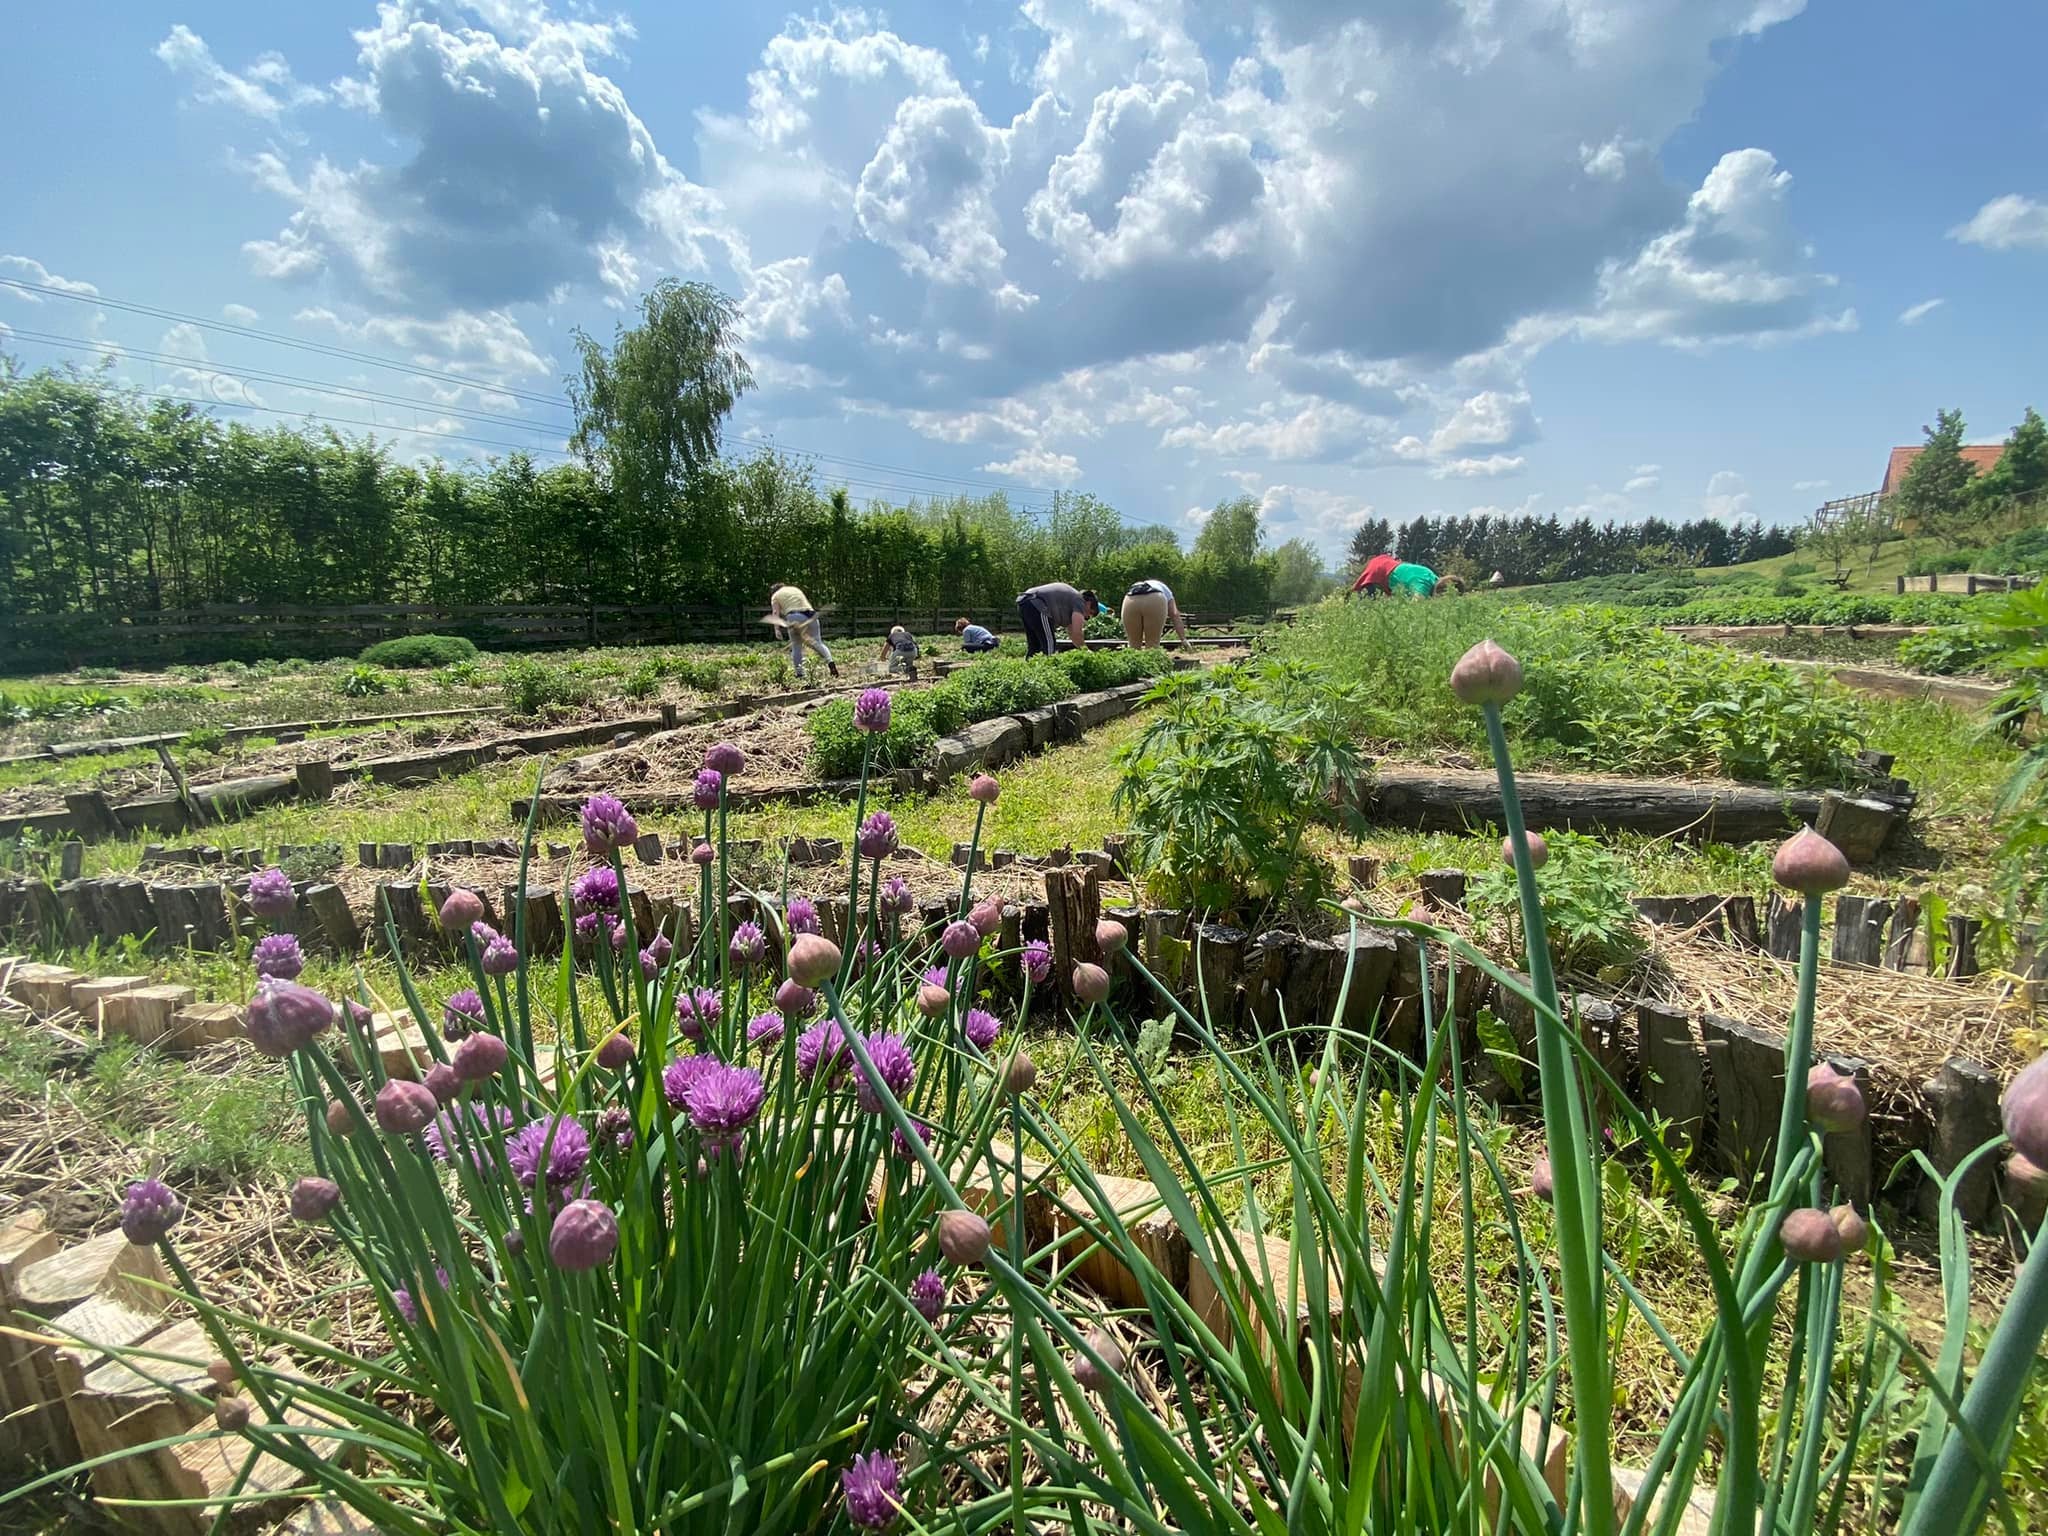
[0,280,1329,632]
[1346,510,1798,586]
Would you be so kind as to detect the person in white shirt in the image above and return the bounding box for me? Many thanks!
[767,583,838,679]
[1119,579,1188,649]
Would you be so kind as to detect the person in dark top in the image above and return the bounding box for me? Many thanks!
[1015,582,1096,657]
[878,624,920,678]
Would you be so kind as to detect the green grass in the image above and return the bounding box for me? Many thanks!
[1708,536,1920,595]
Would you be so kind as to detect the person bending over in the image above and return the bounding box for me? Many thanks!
[1387,561,1439,599]
[1120,578,1189,648]
[769,582,838,679]
[878,624,920,678]
[1348,553,1399,599]
[1015,581,1096,657]
[953,616,999,653]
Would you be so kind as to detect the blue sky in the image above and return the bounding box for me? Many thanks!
[5,0,2046,563]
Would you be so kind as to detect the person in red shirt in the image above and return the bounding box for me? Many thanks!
[1348,553,1399,598]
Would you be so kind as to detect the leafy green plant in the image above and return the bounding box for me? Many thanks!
[500,657,592,715]
[620,660,662,700]
[336,664,391,699]
[1114,658,1366,914]
[1468,830,1647,974]
[1898,625,2004,676]
[182,727,227,755]
[0,685,134,723]
[360,634,480,669]
[667,657,726,693]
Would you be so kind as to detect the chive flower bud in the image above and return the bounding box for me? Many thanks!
[937,1209,992,1265]
[1781,1207,1848,1263]
[375,1079,439,1136]
[1449,639,1522,706]
[289,1177,341,1222]
[438,888,486,934]
[788,934,842,986]
[549,1198,619,1271]
[1772,826,1851,896]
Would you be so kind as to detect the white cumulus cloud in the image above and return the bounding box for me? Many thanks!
[1949,195,2048,252]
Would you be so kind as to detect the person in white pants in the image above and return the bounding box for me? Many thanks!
[768,582,838,679]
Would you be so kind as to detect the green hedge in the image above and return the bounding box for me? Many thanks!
[359,634,480,669]
[806,648,1174,778]
[1654,592,1973,627]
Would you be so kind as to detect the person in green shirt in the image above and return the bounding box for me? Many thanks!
[1387,561,1439,598]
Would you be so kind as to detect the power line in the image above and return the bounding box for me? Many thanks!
[4,327,572,442]
[2,277,1069,511]
[0,276,572,411]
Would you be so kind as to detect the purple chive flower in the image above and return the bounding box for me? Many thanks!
[393,1265,450,1325]
[691,842,715,867]
[571,865,621,913]
[595,1104,635,1154]
[423,1102,515,1167]
[662,1053,716,1110]
[245,983,335,1057]
[939,921,980,961]
[596,1031,635,1070]
[611,916,629,951]
[581,794,638,857]
[773,978,818,1023]
[881,877,915,915]
[681,1061,767,1156]
[842,1451,902,1530]
[675,987,722,1041]
[638,933,674,980]
[474,923,521,976]
[505,1116,592,1191]
[442,989,485,1041]
[963,1008,1002,1051]
[857,812,898,861]
[119,1178,183,1245]
[1021,940,1052,985]
[704,742,745,777]
[574,912,601,942]
[856,1032,915,1115]
[796,1020,848,1082]
[730,921,767,968]
[693,768,724,812]
[247,867,295,921]
[747,1011,787,1050]
[787,897,821,936]
[922,966,950,992]
[549,1199,619,1271]
[252,932,304,982]
[853,688,892,733]
[909,1268,946,1324]
[892,1119,931,1160]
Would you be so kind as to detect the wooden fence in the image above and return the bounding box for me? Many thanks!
[0,601,1265,671]
[1894,572,2040,596]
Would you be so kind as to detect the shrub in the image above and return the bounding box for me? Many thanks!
[182,727,227,755]
[500,658,591,715]
[1779,560,1817,577]
[1114,659,1366,913]
[1468,831,1646,974]
[360,634,480,669]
